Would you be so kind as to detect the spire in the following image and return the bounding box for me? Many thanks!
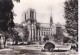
[50,8,53,27]
[25,14,26,21]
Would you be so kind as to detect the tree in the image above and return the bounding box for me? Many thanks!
[0,0,14,31]
[63,37,70,43]
[43,35,49,42]
[10,29,19,45]
[0,0,14,47]
[14,0,20,3]
[64,0,78,38]
[44,42,55,51]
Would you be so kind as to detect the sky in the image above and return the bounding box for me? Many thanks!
[13,0,66,25]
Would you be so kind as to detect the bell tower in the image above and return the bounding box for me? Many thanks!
[25,8,37,41]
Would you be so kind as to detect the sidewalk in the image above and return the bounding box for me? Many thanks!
[9,45,44,50]
[0,48,20,54]
[0,45,77,55]
[0,48,12,52]
[8,45,43,54]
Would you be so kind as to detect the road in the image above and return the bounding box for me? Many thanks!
[0,45,78,55]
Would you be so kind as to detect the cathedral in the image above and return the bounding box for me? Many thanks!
[21,8,63,42]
